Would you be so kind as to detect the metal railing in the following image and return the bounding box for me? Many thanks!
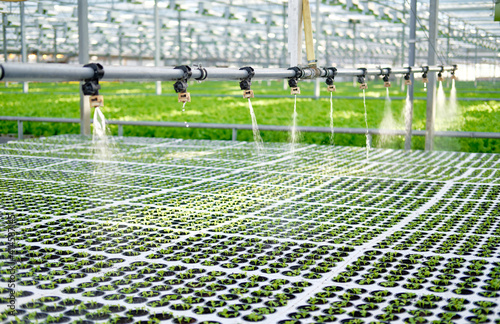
[1,116,499,142]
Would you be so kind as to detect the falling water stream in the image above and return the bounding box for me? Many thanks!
[329,92,334,145]
[247,98,263,154]
[362,89,370,159]
[290,95,300,155]
[182,102,189,128]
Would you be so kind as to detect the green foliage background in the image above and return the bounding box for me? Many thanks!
[1,79,498,153]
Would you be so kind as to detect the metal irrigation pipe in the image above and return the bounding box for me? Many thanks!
[1,116,498,141]
[1,90,497,102]
[0,63,457,82]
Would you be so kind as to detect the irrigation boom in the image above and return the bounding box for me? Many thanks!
[0,63,457,82]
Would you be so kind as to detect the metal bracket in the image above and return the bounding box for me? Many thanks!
[288,66,304,80]
[194,64,207,81]
[239,66,255,98]
[82,63,105,107]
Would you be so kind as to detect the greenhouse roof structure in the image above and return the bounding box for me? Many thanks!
[1,0,499,67]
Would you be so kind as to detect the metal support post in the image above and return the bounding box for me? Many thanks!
[138,34,143,65]
[401,12,406,67]
[78,0,91,136]
[404,0,417,151]
[282,3,287,67]
[118,125,123,137]
[177,10,182,66]
[154,0,162,95]
[288,0,303,66]
[425,0,439,151]
[266,16,271,69]
[350,19,358,86]
[400,10,406,91]
[118,27,123,65]
[446,17,451,64]
[18,120,23,140]
[494,55,497,86]
[232,128,237,141]
[20,2,28,93]
[54,27,57,63]
[314,0,320,99]
[352,21,356,68]
[474,29,478,88]
[2,13,7,63]
[37,24,42,64]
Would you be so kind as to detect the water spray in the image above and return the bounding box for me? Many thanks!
[239,66,255,99]
[173,65,192,103]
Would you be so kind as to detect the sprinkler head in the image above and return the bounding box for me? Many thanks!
[239,79,252,91]
[178,92,191,103]
[404,74,411,86]
[82,81,101,96]
[437,72,445,82]
[173,80,188,93]
[422,73,428,83]
[325,77,336,92]
[242,90,254,99]
[89,95,104,108]
[382,75,391,87]
[357,75,368,89]
[288,78,300,95]
[288,78,298,88]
